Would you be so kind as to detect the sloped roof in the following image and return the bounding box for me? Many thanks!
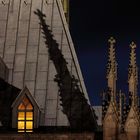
[0,78,20,128]
[12,86,40,110]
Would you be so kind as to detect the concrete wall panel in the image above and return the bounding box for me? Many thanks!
[30,0,42,21]
[35,89,46,109]
[0,4,8,20]
[19,0,31,20]
[25,62,36,80]
[48,62,57,81]
[4,53,15,63]
[6,29,17,46]
[36,71,47,89]
[7,12,19,29]
[39,36,48,54]
[13,72,23,88]
[0,38,5,57]
[28,29,40,45]
[25,81,35,94]
[37,54,48,72]
[47,81,58,100]
[18,21,29,37]
[0,21,7,37]
[14,54,25,71]
[45,99,57,118]
[16,37,27,54]
[26,45,38,62]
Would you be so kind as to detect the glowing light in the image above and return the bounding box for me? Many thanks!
[26,121,33,130]
[17,96,33,132]
[18,121,24,130]
[18,112,25,120]
[26,112,33,120]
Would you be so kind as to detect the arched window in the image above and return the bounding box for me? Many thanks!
[18,96,33,132]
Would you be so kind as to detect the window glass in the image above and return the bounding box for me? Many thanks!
[18,112,25,120]
[18,121,25,130]
[26,103,33,110]
[26,121,33,130]
[18,103,25,110]
[22,97,30,106]
[26,112,33,120]
[17,96,33,132]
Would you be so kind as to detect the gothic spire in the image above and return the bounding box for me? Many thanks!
[107,37,117,101]
[129,42,137,74]
[128,42,138,106]
[107,37,117,79]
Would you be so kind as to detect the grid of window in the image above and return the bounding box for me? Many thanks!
[18,96,33,132]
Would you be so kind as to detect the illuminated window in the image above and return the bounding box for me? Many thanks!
[18,96,33,132]
[61,0,69,23]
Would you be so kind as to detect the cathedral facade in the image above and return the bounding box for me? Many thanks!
[0,0,97,139]
[102,37,140,140]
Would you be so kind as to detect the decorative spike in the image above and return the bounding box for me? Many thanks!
[108,37,116,46]
[107,37,117,78]
[107,37,117,102]
[129,42,137,69]
[128,42,138,107]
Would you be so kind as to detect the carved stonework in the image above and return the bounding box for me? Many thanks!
[103,39,140,140]
[103,102,119,140]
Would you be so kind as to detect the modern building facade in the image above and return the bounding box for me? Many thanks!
[0,0,97,138]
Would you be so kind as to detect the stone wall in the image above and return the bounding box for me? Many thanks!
[0,133,95,140]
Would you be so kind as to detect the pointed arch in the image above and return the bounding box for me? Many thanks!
[11,87,40,132]
[17,96,33,132]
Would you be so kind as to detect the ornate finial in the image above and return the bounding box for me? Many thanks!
[107,37,117,102]
[108,37,116,46]
[107,37,117,76]
[130,41,136,49]
[129,41,137,68]
[128,41,138,107]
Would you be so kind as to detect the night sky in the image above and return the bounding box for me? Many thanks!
[69,0,140,105]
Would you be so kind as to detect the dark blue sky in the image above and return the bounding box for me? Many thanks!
[69,0,140,105]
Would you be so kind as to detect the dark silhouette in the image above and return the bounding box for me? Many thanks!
[34,9,97,131]
[0,78,20,128]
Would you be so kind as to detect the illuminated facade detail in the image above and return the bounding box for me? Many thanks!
[0,0,95,134]
[18,96,33,132]
[128,42,138,106]
[124,42,139,140]
[103,37,119,140]
[12,87,40,132]
[102,39,140,140]
[61,0,69,23]
[107,37,117,101]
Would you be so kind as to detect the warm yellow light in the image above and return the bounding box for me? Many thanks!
[26,130,33,132]
[27,103,33,110]
[63,0,68,13]
[23,97,30,105]
[61,0,69,23]
[18,96,33,132]
[26,112,33,120]
[18,112,25,120]
[18,103,25,110]
[26,121,33,130]
[18,130,25,132]
[18,121,25,130]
